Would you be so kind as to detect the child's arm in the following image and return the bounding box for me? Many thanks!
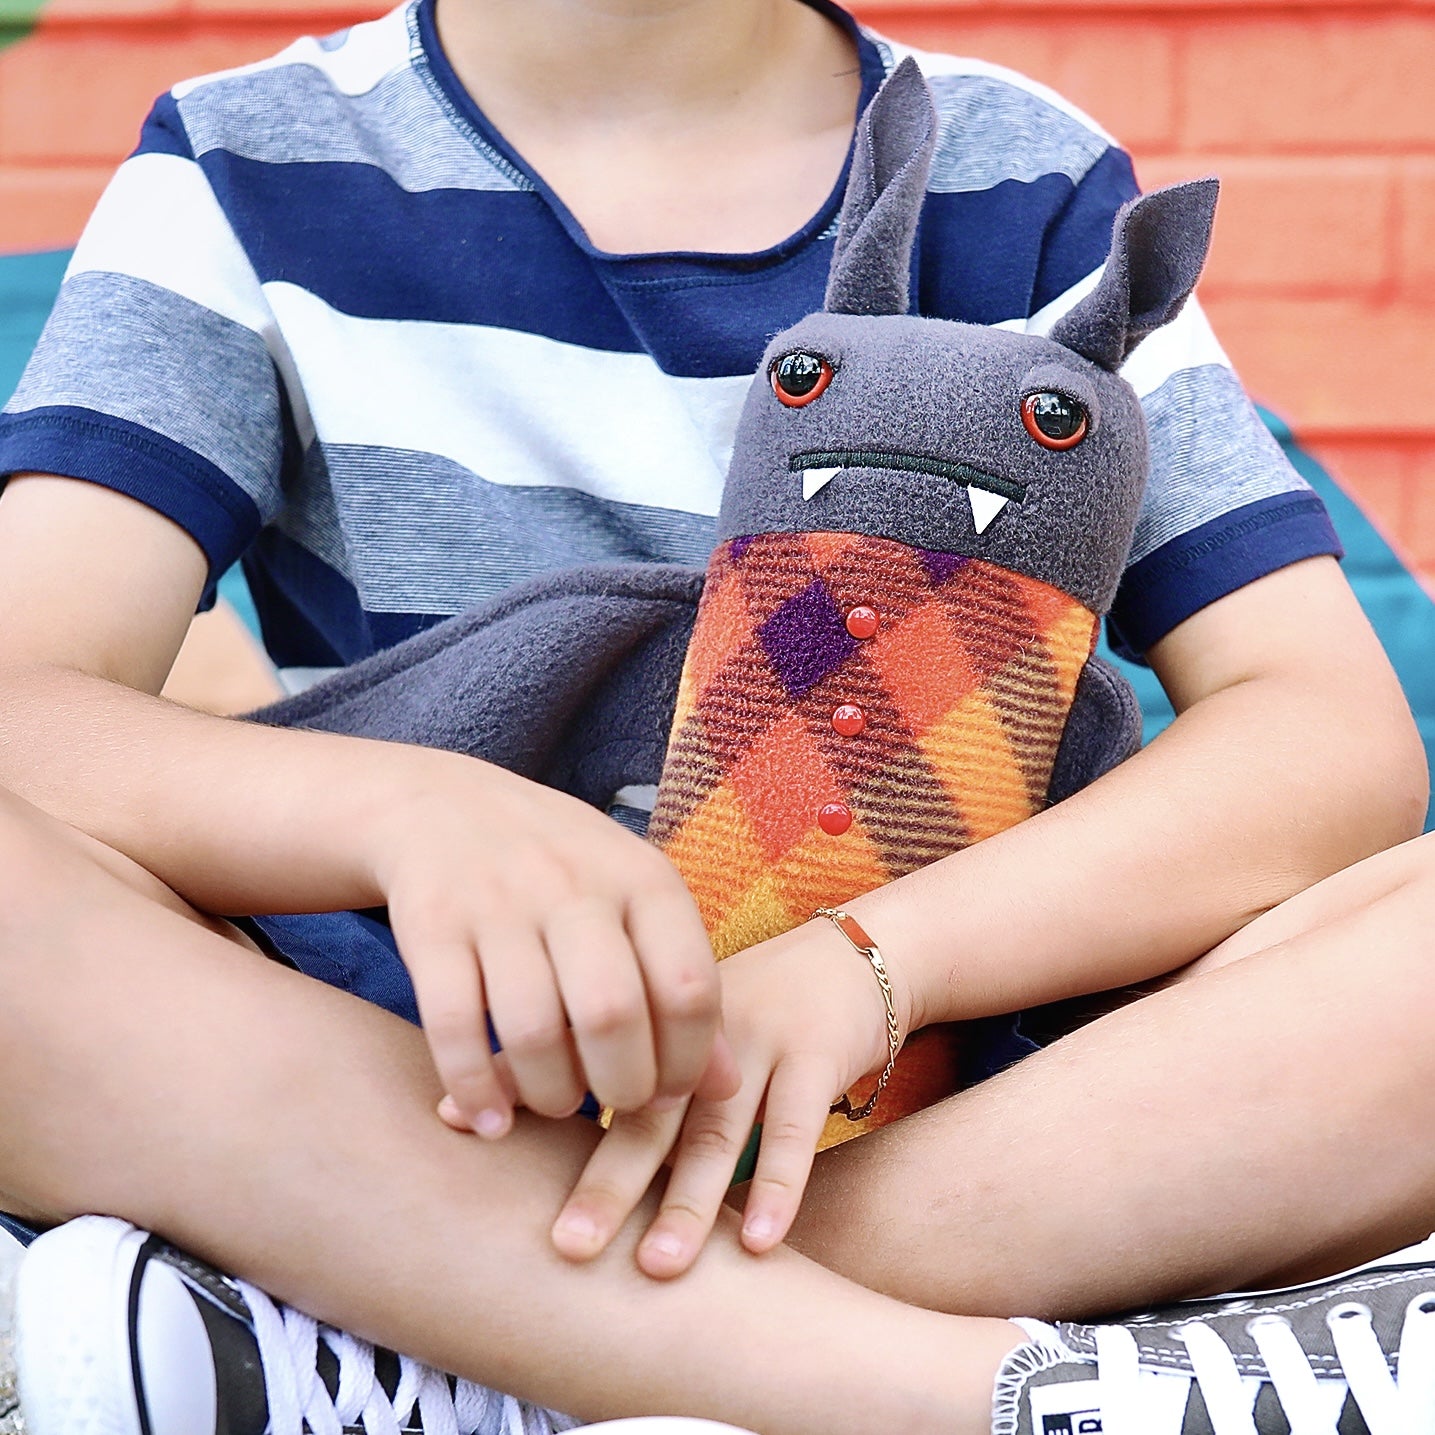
[553,552,1428,1276]
[0,473,737,1134]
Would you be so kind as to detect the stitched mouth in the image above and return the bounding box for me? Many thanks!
[788,449,1026,533]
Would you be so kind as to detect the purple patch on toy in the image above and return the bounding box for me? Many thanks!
[728,535,756,562]
[759,579,859,698]
[919,549,968,587]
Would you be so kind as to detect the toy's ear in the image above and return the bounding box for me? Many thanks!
[1050,178,1219,371]
[824,56,938,317]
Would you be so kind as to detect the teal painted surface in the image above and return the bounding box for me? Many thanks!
[0,248,68,400]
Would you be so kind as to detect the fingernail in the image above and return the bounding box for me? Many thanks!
[554,1210,598,1246]
[744,1214,776,1245]
[644,1231,684,1262]
[472,1108,510,1139]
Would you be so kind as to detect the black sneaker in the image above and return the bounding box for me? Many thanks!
[994,1234,1435,1434]
[1,1214,581,1435]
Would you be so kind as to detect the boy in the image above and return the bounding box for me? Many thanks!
[0,0,1431,1431]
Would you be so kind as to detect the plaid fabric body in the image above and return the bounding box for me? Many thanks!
[648,530,1098,1147]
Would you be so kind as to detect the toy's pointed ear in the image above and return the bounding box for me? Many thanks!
[1050,178,1219,371]
[823,57,937,317]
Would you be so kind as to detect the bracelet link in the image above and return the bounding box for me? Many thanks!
[812,906,902,1122]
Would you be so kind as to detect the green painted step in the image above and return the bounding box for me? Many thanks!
[0,0,47,52]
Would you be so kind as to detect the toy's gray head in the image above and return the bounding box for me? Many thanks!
[716,57,1219,615]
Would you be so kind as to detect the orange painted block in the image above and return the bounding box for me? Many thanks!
[863,13,1177,150]
[0,25,313,164]
[1203,297,1435,440]
[1399,159,1435,301]
[1405,446,1435,573]
[1182,16,1435,152]
[187,0,387,17]
[39,0,184,19]
[0,164,109,252]
[1137,155,1394,297]
[1304,438,1412,551]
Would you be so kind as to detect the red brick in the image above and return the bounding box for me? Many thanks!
[186,0,387,17]
[1182,16,1435,152]
[1202,296,1435,439]
[1136,155,1394,297]
[0,164,109,252]
[38,0,183,19]
[1398,160,1435,301]
[859,13,1177,149]
[1405,446,1435,577]
[1303,438,1411,549]
[0,25,312,164]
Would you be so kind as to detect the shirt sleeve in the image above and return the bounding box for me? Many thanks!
[1105,298,1342,659]
[0,93,287,583]
[1029,156,1343,663]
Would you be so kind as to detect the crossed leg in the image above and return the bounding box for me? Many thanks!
[790,828,1435,1316]
[2,784,1434,1432]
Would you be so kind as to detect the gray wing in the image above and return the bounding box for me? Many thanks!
[1045,655,1143,806]
[249,563,701,805]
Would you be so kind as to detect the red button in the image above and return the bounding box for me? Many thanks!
[845,606,879,640]
[831,704,866,737]
[818,801,853,836]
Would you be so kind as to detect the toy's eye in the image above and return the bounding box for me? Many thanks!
[771,351,833,407]
[1022,391,1088,449]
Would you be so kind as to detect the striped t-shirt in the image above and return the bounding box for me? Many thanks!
[0,0,1338,681]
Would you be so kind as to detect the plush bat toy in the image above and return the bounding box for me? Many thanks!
[255,59,1218,1147]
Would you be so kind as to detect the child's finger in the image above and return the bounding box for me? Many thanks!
[546,899,658,1113]
[694,1030,742,1104]
[636,1087,762,1279]
[625,880,724,1103]
[481,922,586,1119]
[739,1054,833,1253]
[408,939,513,1139]
[550,1101,687,1262]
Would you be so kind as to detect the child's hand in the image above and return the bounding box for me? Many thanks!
[549,914,912,1276]
[371,755,738,1137]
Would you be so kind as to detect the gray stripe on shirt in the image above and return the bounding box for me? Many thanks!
[926,75,1109,195]
[4,272,283,517]
[1131,364,1310,566]
[279,443,717,613]
[176,63,528,194]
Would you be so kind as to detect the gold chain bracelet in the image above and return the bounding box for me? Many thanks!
[812,906,902,1122]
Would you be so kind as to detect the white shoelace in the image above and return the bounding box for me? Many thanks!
[237,1278,563,1435]
[1091,1289,1435,1435]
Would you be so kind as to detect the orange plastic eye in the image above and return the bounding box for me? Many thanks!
[771,351,833,407]
[1021,391,1088,450]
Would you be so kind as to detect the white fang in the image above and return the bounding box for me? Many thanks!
[802,467,840,501]
[967,488,1009,534]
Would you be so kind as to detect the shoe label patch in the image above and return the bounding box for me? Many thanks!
[1029,1379,1102,1434]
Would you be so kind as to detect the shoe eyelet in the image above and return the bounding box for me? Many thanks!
[1408,1293,1435,1317]
[1245,1314,1293,1337]
[1328,1301,1374,1325]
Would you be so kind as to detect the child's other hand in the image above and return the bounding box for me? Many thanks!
[371,755,738,1138]
[550,916,911,1277]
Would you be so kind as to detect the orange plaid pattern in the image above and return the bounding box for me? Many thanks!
[649,531,1098,1146]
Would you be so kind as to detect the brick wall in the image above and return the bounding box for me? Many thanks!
[2,0,1430,579]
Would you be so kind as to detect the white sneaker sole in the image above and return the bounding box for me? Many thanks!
[13,1216,146,1435]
